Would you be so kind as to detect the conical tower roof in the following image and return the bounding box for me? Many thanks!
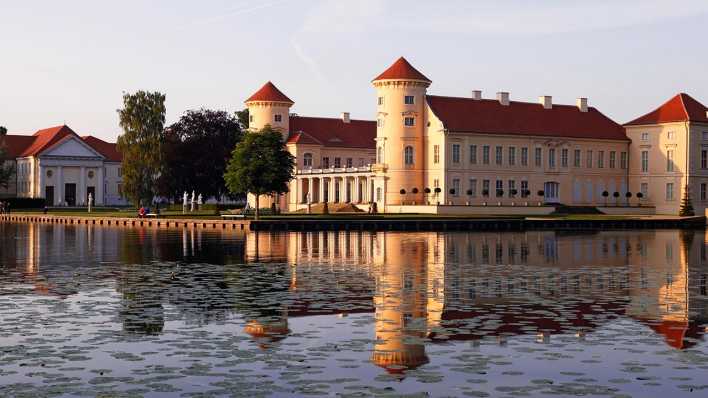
[245,81,294,104]
[372,57,431,83]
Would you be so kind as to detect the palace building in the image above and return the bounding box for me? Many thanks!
[246,57,708,216]
[0,125,125,206]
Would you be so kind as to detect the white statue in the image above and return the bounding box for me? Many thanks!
[197,194,203,205]
[87,193,93,213]
[183,191,189,214]
[190,190,196,212]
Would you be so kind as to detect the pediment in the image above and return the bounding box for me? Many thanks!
[41,136,103,158]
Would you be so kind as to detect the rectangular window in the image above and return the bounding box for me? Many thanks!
[508,147,516,166]
[620,152,627,169]
[404,117,415,126]
[483,145,490,165]
[508,180,516,197]
[548,148,556,168]
[404,95,415,105]
[274,114,282,122]
[334,157,341,168]
[496,180,503,197]
[666,182,674,201]
[703,132,708,141]
[495,146,503,165]
[378,96,384,106]
[574,149,581,167]
[322,157,330,168]
[640,183,648,198]
[469,145,477,164]
[586,150,593,168]
[249,115,254,123]
[561,148,568,168]
[702,150,707,169]
[118,167,122,177]
[667,150,674,172]
[641,151,649,172]
[346,158,353,168]
[598,151,604,168]
[434,179,439,188]
[469,179,477,197]
[433,145,440,164]
[452,178,460,196]
[521,180,529,197]
[534,147,542,167]
[521,147,528,166]
[452,144,461,164]
[609,151,616,168]
[667,131,675,140]
[641,132,649,141]
[377,119,383,128]
[702,183,707,201]
[482,180,490,196]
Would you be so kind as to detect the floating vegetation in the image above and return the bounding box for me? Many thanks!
[2,223,708,396]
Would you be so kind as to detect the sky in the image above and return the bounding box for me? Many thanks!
[2,0,708,141]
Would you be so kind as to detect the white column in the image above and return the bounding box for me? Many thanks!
[36,164,43,199]
[96,166,104,205]
[356,177,362,203]
[56,166,63,206]
[318,177,324,203]
[79,166,86,206]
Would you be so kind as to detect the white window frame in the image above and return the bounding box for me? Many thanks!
[404,117,415,127]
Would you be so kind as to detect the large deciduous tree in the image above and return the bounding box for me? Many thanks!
[159,109,242,201]
[223,126,294,219]
[0,126,16,189]
[117,91,166,206]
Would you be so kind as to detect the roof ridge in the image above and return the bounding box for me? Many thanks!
[290,115,375,123]
[678,93,691,121]
[426,94,593,110]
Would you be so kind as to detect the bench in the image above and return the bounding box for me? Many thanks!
[145,213,160,218]
[221,214,245,219]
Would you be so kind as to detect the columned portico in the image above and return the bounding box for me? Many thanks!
[291,166,375,211]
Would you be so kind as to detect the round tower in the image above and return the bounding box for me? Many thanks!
[244,81,294,141]
[372,57,431,206]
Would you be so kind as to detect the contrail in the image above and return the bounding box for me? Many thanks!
[175,0,292,31]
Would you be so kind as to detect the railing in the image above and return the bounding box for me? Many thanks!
[297,165,373,175]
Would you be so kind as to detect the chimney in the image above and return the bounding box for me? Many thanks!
[497,91,510,106]
[577,97,588,113]
[471,90,482,100]
[341,112,350,123]
[539,95,552,109]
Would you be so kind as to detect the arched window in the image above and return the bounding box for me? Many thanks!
[303,153,313,168]
[404,146,414,166]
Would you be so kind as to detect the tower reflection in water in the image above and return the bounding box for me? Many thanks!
[3,222,708,375]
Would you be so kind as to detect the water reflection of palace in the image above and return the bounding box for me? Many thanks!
[4,222,708,374]
[245,229,708,373]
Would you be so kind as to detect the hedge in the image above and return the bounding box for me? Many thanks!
[0,197,46,209]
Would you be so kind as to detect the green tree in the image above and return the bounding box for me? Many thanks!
[117,91,166,206]
[235,108,249,131]
[159,109,243,201]
[679,184,695,217]
[224,126,294,219]
[0,126,16,189]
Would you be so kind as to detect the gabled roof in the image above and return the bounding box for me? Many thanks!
[245,81,294,104]
[624,93,708,126]
[1,125,122,161]
[373,57,431,83]
[426,95,628,141]
[20,125,78,157]
[288,116,376,149]
[82,135,122,162]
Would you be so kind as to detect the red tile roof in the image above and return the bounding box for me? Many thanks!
[373,57,431,83]
[20,125,77,157]
[288,116,376,149]
[82,135,122,162]
[1,125,121,161]
[245,81,294,104]
[426,95,628,141]
[624,93,708,126]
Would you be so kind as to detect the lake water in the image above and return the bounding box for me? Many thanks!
[2,222,708,397]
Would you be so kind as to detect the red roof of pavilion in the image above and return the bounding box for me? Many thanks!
[1,125,121,160]
[624,93,708,126]
[82,135,122,162]
[288,116,376,149]
[426,95,628,140]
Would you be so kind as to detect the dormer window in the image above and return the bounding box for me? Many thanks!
[274,114,282,122]
[404,117,415,127]
[404,96,415,105]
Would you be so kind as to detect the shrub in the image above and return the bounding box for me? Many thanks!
[0,197,46,209]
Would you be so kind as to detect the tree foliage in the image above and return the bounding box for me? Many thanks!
[159,109,242,201]
[0,126,16,189]
[116,91,166,205]
[679,184,695,217]
[235,108,249,131]
[223,126,294,219]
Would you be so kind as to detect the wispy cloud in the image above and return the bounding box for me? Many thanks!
[175,0,291,31]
